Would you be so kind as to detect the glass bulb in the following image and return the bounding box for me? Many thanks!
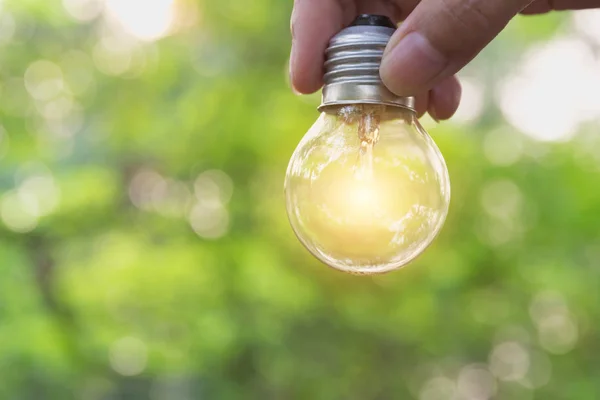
[285,104,450,274]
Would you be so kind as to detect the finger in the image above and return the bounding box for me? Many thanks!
[520,0,552,14]
[355,0,429,120]
[428,75,461,121]
[553,0,600,10]
[414,92,429,118]
[380,0,530,96]
[290,0,355,94]
[519,0,600,14]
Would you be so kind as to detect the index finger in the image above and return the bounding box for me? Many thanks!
[521,0,600,14]
[290,0,354,94]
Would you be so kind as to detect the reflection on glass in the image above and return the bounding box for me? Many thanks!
[285,105,450,274]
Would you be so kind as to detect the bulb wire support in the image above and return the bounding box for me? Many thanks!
[318,23,415,112]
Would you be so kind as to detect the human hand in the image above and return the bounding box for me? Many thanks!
[290,0,600,120]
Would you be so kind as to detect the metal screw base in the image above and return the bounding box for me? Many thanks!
[318,16,415,112]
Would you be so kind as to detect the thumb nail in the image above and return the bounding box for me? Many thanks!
[380,31,448,96]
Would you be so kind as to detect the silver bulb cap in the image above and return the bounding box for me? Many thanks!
[318,17,415,112]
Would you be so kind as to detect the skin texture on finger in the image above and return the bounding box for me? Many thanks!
[521,0,552,15]
[380,0,531,96]
[290,0,355,94]
[519,0,553,14]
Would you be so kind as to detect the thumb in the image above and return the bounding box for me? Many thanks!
[380,0,531,96]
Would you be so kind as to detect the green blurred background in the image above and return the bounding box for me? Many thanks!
[1,0,600,399]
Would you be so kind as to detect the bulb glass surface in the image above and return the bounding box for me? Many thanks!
[285,105,450,274]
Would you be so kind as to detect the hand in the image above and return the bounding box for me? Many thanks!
[290,0,600,120]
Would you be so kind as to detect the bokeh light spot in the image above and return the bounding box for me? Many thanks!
[62,0,104,22]
[483,128,524,167]
[419,376,456,400]
[129,168,164,211]
[152,179,192,217]
[457,364,497,400]
[37,94,75,121]
[493,325,532,346]
[189,202,229,239]
[104,0,176,42]
[109,336,148,376]
[489,341,530,382]
[194,169,234,205]
[93,35,134,76]
[529,291,578,354]
[538,314,578,355]
[25,60,64,102]
[518,349,552,389]
[1,190,38,233]
[480,179,523,220]
[189,169,233,238]
[529,291,568,326]
[498,38,600,142]
[453,77,484,123]
[19,174,61,217]
[0,11,15,45]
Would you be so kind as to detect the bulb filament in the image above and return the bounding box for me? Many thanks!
[357,106,381,180]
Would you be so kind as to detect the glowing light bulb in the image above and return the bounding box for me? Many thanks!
[284,15,451,274]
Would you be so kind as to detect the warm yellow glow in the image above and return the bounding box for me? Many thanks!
[301,158,430,262]
[285,106,450,274]
[347,180,377,212]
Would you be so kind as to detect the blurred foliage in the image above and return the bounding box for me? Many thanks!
[0,1,599,399]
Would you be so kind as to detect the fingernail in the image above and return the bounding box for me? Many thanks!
[380,31,448,96]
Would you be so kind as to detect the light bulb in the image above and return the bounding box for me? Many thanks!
[284,15,451,275]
